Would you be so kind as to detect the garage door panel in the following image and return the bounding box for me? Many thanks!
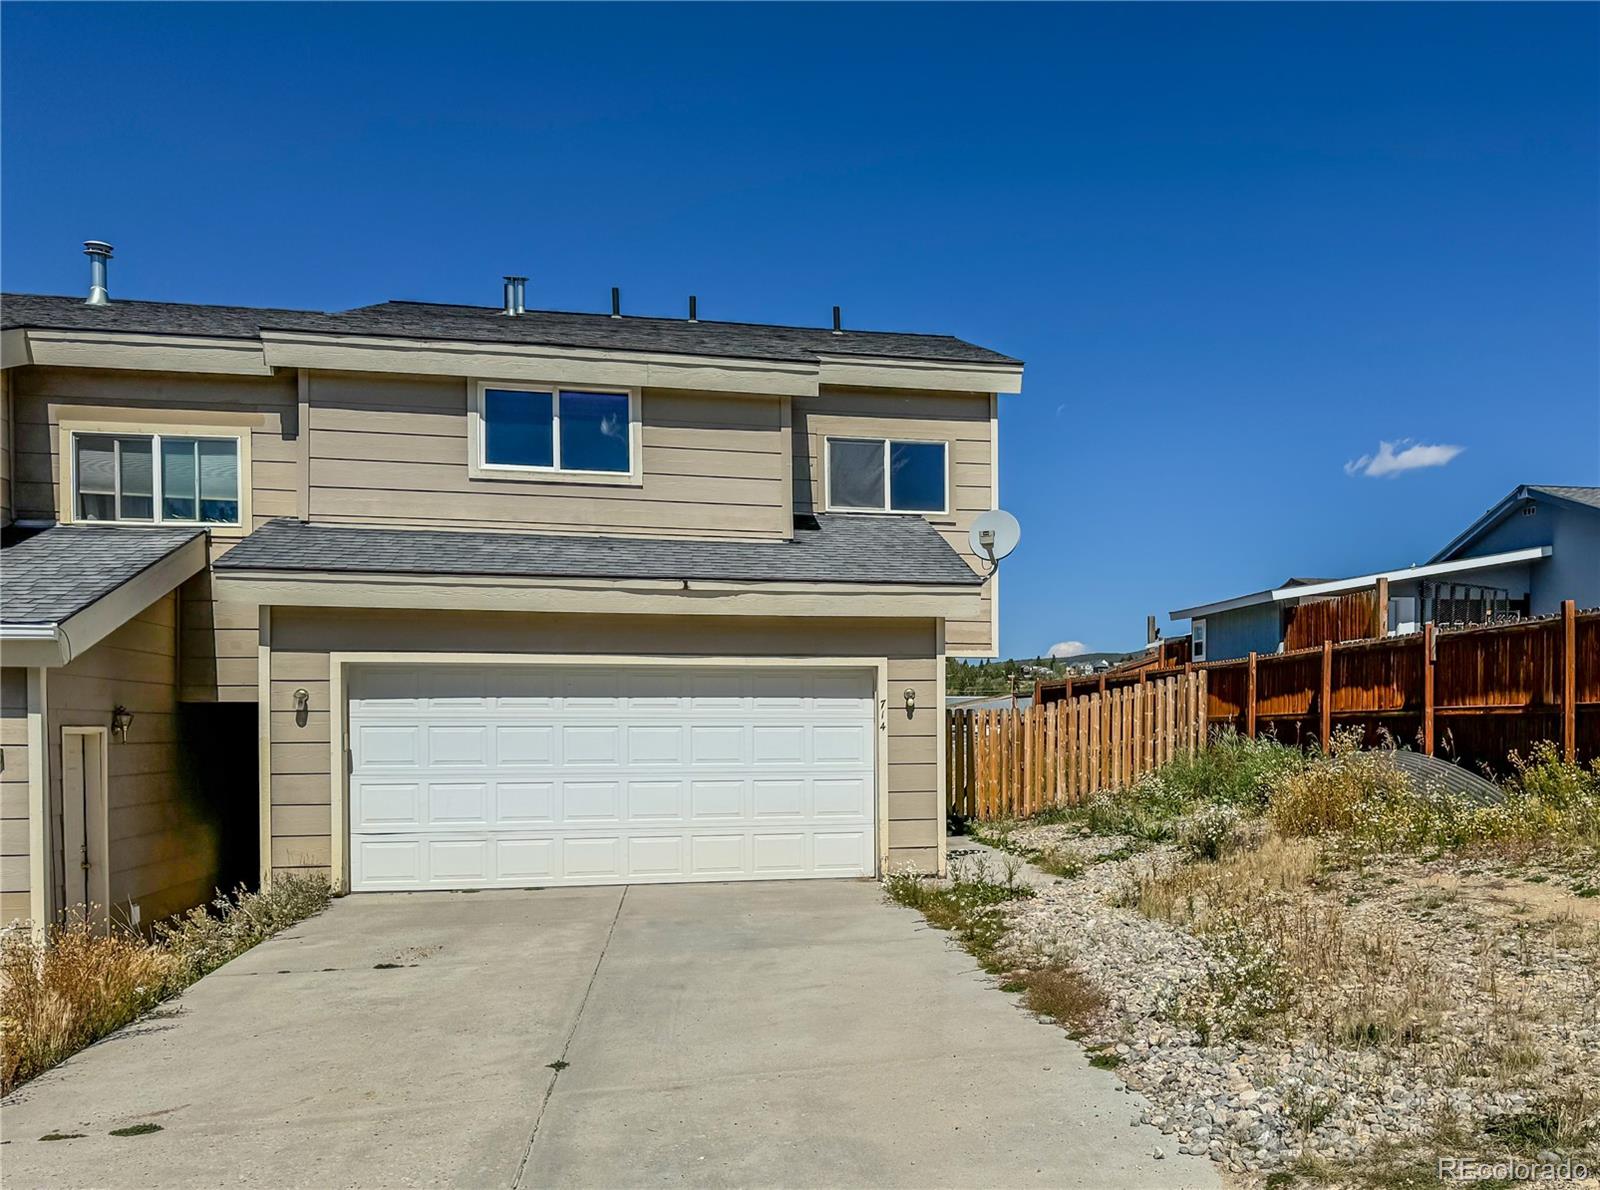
[627,724,685,766]
[813,724,870,766]
[497,837,556,881]
[564,724,621,765]
[690,779,744,820]
[565,781,621,821]
[429,725,488,766]
[348,665,877,891]
[751,725,805,766]
[814,777,869,818]
[689,724,745,765]
[628,835,685,877]
[814,830,872,872]
[429,782,490,826]
[627,780,685,821]
[751,833,807,873]
[358,724,418,767]
[497,725,555,766]
[751,778,805,819]
[564,836,622,878]
[497,781,556,824]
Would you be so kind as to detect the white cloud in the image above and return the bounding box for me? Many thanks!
[1344,438,1465,479]
[1047,640,1088,658]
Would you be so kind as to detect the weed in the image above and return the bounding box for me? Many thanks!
[547,1059,570,1072]
[1087,1049,1123,1069]
[1,874,332,1095]
[109,1123,163,1137]
[38,1133,85,1141]
[1012,967,1106,1037]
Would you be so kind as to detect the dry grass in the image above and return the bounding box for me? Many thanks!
[0,874,331,1095]
[1007,966,1106,1038]
[0,917,176,1094]
[1122,834,1449,1048]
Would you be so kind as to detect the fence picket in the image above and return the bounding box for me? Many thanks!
[947,673,1212,821]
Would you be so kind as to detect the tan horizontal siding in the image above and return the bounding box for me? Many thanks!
[47,593,218,922]
[304,373,789,540]
[795,389,995,656]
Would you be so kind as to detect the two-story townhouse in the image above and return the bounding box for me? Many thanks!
[0,251,1021,929]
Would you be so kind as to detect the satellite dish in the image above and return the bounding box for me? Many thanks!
[969,509,1021,574]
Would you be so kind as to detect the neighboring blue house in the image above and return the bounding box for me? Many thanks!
[1170,484,1600,662]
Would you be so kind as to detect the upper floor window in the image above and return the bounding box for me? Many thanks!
[473,382,640,482]
[825,437,947,515]
[72,432,240,525]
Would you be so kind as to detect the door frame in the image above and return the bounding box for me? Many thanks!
[326,652,890,895]
[60,725,111,927]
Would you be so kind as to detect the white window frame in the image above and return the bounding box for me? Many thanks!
[821,435,949,516]
[468,380,642,486]
[1191,618,1207,662]
[64,429,245,528]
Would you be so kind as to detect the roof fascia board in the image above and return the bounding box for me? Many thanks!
[1168,588,1279,619]
[817,355,1023,395]
[0,626,67,667]
[1,328,33,369]
[1,535,208,666]
[258,331,819,396]
[15,329,272,376]
[1170,545,1554,620]
[1279,547,1551,601]
[213,570,982,620]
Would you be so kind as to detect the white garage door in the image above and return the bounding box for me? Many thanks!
[347,664,878,891]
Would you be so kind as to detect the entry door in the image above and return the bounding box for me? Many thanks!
[347,664,878,891]
[60,727,110,925]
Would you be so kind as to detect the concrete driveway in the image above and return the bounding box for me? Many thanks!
[1,882,1216,1189]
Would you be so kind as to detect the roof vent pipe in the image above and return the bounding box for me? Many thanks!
[83,241,113,306]
[832,305,842,335]
[688,295,697,323]
[502,276,517,316]
[512,276,526,315]
[611,287,621,319]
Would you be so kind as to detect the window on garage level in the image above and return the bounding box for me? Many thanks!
[825,437,948,515]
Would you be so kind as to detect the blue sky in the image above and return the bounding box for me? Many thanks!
[4,3,1596,657]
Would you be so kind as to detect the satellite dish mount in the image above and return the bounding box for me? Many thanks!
[968,509,1021,577]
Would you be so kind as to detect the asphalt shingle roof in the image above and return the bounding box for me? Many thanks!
[0,525,204,625]
[214,515,985,587]
[1,293,1019,367]
[1528,485,1600,511]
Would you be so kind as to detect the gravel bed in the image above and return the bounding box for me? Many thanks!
[985,836,1600,1180]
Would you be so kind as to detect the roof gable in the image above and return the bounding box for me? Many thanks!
[1429,484,1600,563]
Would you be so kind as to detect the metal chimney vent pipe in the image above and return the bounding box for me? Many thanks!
[83,241,114,305]
[832,305,842,335]
[512,276,527,315]
[688,295,698,323]
[611,287,621,319]
[502,277,517,316]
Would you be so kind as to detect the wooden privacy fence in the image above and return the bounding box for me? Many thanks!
[948,671,1208,821]
[1036,601,1599,772]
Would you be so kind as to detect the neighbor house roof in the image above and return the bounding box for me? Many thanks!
[0,293,1020,367]
[1429,484,1600,564]
[0,525,209,665]
[1168,546,1553,621]
[213,514,986,587]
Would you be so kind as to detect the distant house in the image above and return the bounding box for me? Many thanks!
[1170,485,1600,663]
